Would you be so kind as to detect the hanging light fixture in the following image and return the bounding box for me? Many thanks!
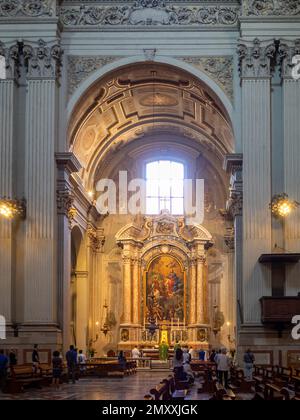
[270,193,299,218]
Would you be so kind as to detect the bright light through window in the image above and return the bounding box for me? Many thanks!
[146,160,184,215]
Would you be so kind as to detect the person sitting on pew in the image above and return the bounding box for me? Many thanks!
[0,350,8,392]
[243,349,255,381]
[215,348,231,389]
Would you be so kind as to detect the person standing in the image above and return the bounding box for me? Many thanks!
[0,350,8,392]
[173,348,184,380]
[199,349,206,361]
[77,350,87,375]
[66,345,77,384]
[209,349,217,363]
[9,349,17,367]
[244,349,255,381]
[32,344,40,374]
[52,351,63,390]
[131,346,141,360]
[216,348,231,388]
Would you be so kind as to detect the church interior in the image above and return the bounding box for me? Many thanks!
[0,0,300,401]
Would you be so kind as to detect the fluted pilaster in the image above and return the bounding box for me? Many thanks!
[279,39,300,294]
[0,42,20,323]
[23,39,63,324]
[238,39,274,323]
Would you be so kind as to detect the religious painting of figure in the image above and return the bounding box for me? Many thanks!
[146,256,184,322]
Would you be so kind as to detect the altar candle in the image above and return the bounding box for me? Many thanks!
[178,318,180,328]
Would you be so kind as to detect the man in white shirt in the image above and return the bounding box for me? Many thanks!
[131,346,141,360]
[215,348,231,388]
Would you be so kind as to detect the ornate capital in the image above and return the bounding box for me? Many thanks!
[87,224,105,253]
[278,39,300,79]
[23,39,63,80]
[238,38,276,78]
[0,41,20,80]
[224,154,243,218]
[224,226,235,251]
[57,189,74,216]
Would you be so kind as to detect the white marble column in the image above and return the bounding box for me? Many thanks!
[0,42,19,323]
[22,40,63,325]
[279,39,300,294]
[238,39,275,323]
[56,153,81,351]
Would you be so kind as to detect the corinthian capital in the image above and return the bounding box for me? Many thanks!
[237,38,276,78]
[23,39,63,80]
[278,39,300,79]
[0,41,20,80]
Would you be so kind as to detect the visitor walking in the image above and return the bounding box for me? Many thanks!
[0,350,8,392]
[66,345,77,384]
[52,351,63,390]
[244,349,255,381]
[215,348,231,388]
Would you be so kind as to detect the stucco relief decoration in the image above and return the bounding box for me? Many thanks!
[244,0,300,16]
[0,0,55,17]
[178,56,233,102]
[68,56,122,97]
[59,1,239,28]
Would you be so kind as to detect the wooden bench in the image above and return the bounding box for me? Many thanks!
[4,365,45,394]
[213,382,236,400]
[230,368,255,393]
[150,380,171,401]
[167,376,189,400]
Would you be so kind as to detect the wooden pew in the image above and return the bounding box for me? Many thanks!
[150,379,171,401]
[212,382,236,401]
[167,376,189,400]
[4,365,45,394]
[230,368,255,393]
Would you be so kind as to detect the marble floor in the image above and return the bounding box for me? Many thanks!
[0,371,252,400]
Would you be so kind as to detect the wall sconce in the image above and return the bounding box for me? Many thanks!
[226,321,235,345]
[270,193,299,218]
[0,197,26,220]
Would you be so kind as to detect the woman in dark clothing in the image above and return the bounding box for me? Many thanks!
[173,348,185,380]
[52,351,63,390]
[118,351,127,370]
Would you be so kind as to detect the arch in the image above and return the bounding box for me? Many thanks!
[67,54,234,123]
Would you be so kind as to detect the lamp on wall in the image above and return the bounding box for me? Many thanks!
[0,197,26,220]
[100,301,110,337]
[270,193,299,218]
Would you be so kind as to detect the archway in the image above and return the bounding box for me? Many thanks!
[67,62,236,354]
[70,226,88,353]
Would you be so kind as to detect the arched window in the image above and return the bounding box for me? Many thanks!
[146,160,184,215]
